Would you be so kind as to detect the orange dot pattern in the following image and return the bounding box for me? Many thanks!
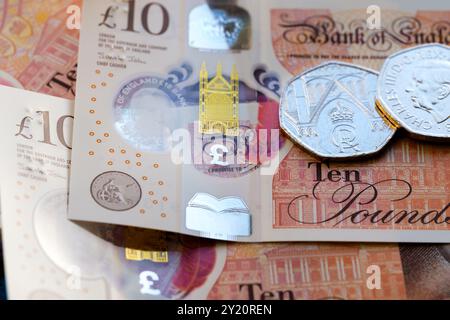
[89,69,171,220]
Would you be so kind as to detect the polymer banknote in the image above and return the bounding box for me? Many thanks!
[0,0,446,301]
[0,85,407,299]
[3,85,449,299]
[0,0,80,99]
[68,0,449,242]
[0,0,80,296]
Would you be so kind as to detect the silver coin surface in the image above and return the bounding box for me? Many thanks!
[91,171,142,211]
[377,44,450,139]
[280,62,395,158]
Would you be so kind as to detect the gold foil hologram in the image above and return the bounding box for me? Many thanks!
[199,62,239,136]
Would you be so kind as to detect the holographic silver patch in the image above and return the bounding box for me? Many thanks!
[189,3,251,51]
[280,62,395,159]
[185,193,251,240]
[91,171,142,211]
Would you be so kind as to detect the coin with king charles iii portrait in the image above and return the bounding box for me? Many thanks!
[280,62,396,159]
[377,44,450,140]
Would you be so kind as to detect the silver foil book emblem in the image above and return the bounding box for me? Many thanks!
[185,193,251,240]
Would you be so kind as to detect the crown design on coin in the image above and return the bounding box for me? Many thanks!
[329,103,354,123]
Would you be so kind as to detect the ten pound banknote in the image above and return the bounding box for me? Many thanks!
[68,0,449,242]
[0,0,81,299]
[0,85,408,300]
[0,0,80,98]
[0,0,447,301]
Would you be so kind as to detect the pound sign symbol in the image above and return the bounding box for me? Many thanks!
[99,6,118,28]
[15,116,33,139]
[210,144,229,166]
[139,271,161,296]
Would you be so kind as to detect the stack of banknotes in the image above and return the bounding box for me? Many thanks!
[0,0,448,300]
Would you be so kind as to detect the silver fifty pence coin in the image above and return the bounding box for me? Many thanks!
[280,61,396,159]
